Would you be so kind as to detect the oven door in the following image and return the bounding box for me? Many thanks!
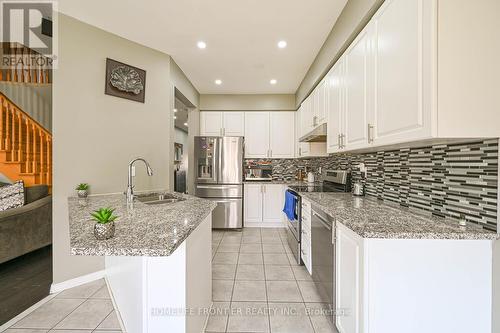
[284,189,301,264]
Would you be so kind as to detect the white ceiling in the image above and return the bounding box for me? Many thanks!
[58,0,347,94]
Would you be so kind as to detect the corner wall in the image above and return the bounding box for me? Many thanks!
[53,14,173,284]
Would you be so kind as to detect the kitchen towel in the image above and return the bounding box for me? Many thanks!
[283,190,296,221]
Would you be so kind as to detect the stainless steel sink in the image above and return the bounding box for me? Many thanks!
[135,193,186,205]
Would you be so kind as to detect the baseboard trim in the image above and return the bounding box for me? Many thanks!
[50,269,106,294]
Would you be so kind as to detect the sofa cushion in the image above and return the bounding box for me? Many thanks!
[0,180,25,211]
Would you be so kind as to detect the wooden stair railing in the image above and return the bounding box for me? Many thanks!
[0,43,51,84]
[0,92,52,187]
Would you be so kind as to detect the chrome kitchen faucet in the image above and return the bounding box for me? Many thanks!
[126,158,153,204]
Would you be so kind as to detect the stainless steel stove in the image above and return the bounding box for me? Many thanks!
[285,170,351,265]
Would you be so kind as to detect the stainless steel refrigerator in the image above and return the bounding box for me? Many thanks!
[194,136,244,229]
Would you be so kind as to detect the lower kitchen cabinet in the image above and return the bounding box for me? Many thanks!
[300,199,312,274]
[244,184,285,227]
[335,222,493,333]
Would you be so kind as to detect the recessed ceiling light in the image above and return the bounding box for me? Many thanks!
[173,108,177,113]
[270,79,277,85]
[184,122,188,126]
[215,79,222,85]
[197,41,207,49]
[277,40,287,49]
[174,115,177,119]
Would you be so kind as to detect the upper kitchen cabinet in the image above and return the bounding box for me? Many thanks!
[244,112,270,158]
[244,112,294,159]
[314,78,328,126]
[370,0,434,146]
[200,111,245,136]
[343,25,372,151]
[269,112,295,158]
[327,59,345,154]
[297,103,328,158]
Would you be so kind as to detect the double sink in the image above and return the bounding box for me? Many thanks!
[135,193,186,205]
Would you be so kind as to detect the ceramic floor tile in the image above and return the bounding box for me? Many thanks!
[12,299,85,329]
[205,302,229,332]
[241,235,261,244]
[266,281,303,302]
[48,331,92,333]
[232,281,267,302]
[305,303,338,333]
[235,265,265,280]
[237,253,263,265]
[239,243,263,253]
[264,265,295,281]
[287,252,301,266]
[261,236,282,244]
[262,243,285,253]
[291,266,313,281]
[56,279,105,299]
[213,264,237,280]
[4,330,48,333]
[297,281,323,302]
[90,286,111,299]
[268,302,314,333]
[220,237,242,245]
[96,310,121,330]
[263,253,290,265]
[93,331,122,333]
[217,244,241,253]
[227,302,270,333]
[212,280,234,301]
[53,299,113,330]
[213,252,239,265]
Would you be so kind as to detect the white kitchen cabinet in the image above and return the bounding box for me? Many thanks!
[296,104,328,158]
[335,222,493,333]
[244,184,263,223]
[244,184,285,227]
[244,112,270,158]
[223,112,245,136]
[262,184,285,223]
[327,59,345,154]
[269,112,295,158]
[343,25,372,151]
[371,0,433,145]
[301,199,312,274]
[314,79,328,126]
[200,111,245,136]
[336,223,363,333]
[200,112,223,136]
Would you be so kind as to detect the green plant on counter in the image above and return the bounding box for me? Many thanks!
[90,207,118,224]
[76,183,89,191]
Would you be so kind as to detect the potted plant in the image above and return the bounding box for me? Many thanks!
[76,183,90,198]
[91,207,118,240]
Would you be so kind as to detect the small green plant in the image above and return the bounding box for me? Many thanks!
[76,183,89,191]
[90,207,118,224]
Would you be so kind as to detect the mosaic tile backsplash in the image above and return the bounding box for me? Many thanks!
[245,139,498,231]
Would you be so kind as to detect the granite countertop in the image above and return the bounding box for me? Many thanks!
[68,191,217,257]
[300,192,498,240]
[244,179,308,185]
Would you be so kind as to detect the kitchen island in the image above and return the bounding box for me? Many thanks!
[68,192,217,333]
[298,191,498,333]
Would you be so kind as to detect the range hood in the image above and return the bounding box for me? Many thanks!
[299,123,327,142]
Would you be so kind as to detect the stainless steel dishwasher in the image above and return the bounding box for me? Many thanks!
[311,204,335,324]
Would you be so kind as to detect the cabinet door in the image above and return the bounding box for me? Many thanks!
[336,224,362,333]
[372,0,434,145]
[327,59,344,154]
[301,96,314,135]
[316,79,328,125]
[223,112,245,136]
[344,26,371,151]
[262,184,285,223]
[200,112,223,136]
[244,184,263,223]
[270,112,295,158]
[244,112,270,158]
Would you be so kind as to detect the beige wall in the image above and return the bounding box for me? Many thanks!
[53,14,173,283]
[295,0,383,107]
[170,59,200,108]
[200,94,295,111]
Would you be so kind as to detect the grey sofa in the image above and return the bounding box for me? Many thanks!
[0,185,52,264]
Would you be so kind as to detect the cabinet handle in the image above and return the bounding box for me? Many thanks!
[368,124,374,143]
[337,134,341,148]
[341,134,345,148]
[299,147,302,156]
[270,149,272,158]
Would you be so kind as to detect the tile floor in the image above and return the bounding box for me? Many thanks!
[1,279,123,333]
[208,227,338,333]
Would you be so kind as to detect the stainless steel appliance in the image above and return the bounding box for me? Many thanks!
[285,170,351,265]
[311,205,335,323]
[245,164,272,181]
[194,136,244,229]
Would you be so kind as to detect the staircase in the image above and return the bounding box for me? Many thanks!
[0,92,52,187]
[0,43,51,84]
